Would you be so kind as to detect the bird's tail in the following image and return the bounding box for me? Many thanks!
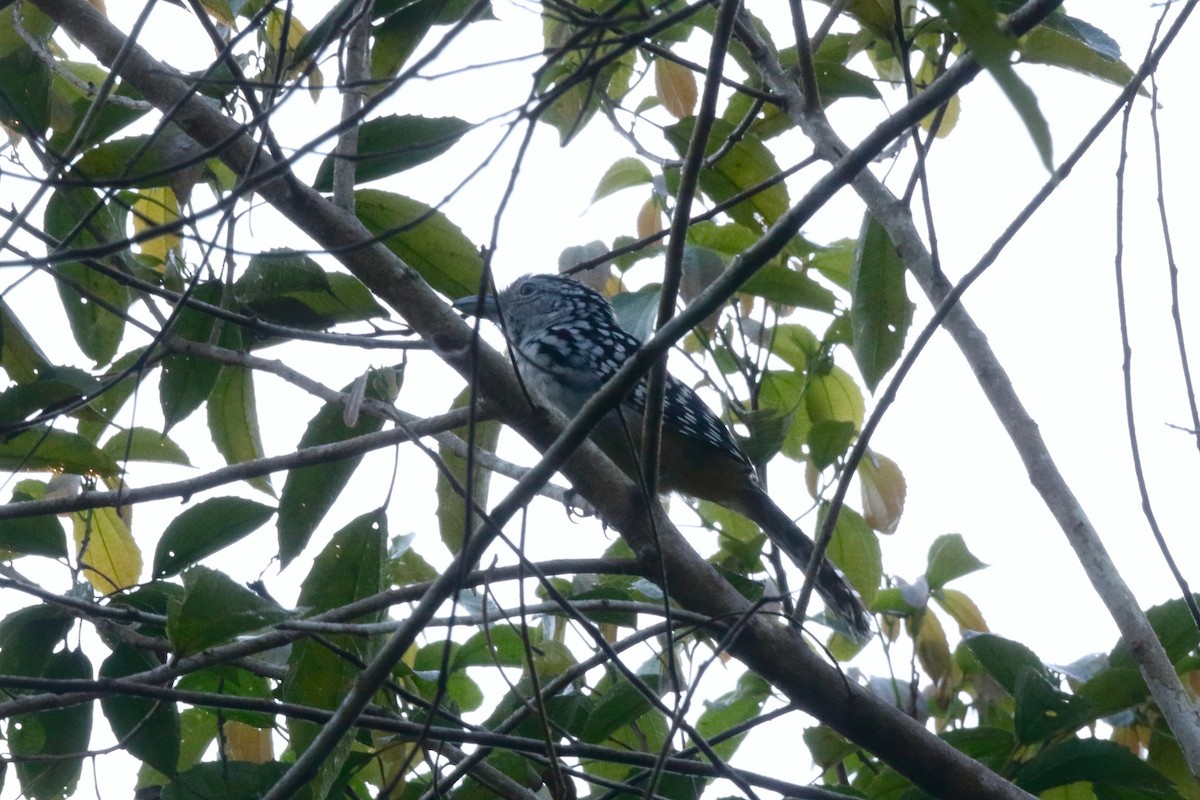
[737,489,872,642]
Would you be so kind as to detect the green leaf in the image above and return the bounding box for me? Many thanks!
[207,366,273,495]
[45,188,132,366]
[809,237,856,290]
[695,672,769,762]
[807,419,855,470]
[592,157,652,202]
[1147,724,1195,800]
[0,605,72,677]
[454,626,534,669]
[176,666,275,728]
[0,507,67,559]
[1076,667,1147,719]
[313,115,471,190]
[0,5,52,137]
[870,586,917,615]
[697,498,765,570]
[741,264,836,312]
[47,60,147,153]
[737,406,791,466]
[291,0,358,66]
[925,533,987,590]
[437,388,501,554]
[580,672,657,744]
[100,645,181,775]
[102,427,191,465]
[1013,667,1097,745]
[990,61,1054,171]
[161,762,294,800]
[234,249,331,302]
[284,510,385,799]
[369,0,493,81]
[964,632,1048,694]
[537,16,633,145]
[159,282,239,431]
[1018,15,1139,91]
[767,323,819,371]
[758,370,812,462]
[410,642,485,712]
[777,45,881,103]
[153,497,275,578]
[923,0,1054,168]
[355,189,483,300]
[78,348,147,442]
[167,567,291,655]
[686,220,761,256]
[10,649,93,800]
[1015,738,1177,796]
[803,725,859,771]
[233,249,387,330]
[277,367,398,566]
[820,503,882,607]
[664,117,790,230]
[73,127,207,189]
[0,299,52,384]
[384,532,438,586]
[0,366,98,424]
[850,213,913,392]
[805,366,865,431]
[940,727,1016,772]
[0,427,121,476]
[813,61,882,103]
[1110,594,1200,670]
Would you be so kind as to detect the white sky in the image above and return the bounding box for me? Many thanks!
[3,1,1200,798]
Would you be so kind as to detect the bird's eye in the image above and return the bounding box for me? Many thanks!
[518,282,537,296]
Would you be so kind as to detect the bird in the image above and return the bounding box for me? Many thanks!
[454,273,871,641]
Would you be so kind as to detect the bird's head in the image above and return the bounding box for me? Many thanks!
[453,274,616,341]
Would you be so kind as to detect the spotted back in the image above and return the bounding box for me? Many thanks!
[495,274,752,468]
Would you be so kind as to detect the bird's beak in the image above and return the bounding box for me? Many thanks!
[452,293,499,319]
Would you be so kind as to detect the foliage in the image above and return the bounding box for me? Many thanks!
[0,1,1190,800]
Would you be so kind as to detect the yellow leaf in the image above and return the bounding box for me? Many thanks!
[371,731,417,789]
[916,56,958,138]
[200,0,236,26]
[1111,724,1151,755]
[913,610,949,682]
[636,195,661,239]
[922,94,959,138]
[655,58,697,119]
[132,187,181,267]
[223,721,273,763]
[858,450,905,534]
[265,8,308,52]
[72,505,141,592]
[935,588,989,633]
